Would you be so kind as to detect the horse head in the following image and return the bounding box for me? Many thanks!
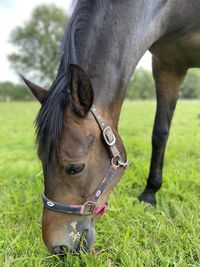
[24,64,127,253]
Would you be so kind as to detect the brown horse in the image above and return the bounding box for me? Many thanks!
[23,0,200,254]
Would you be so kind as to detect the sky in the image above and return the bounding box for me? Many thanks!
[0,0,151,83]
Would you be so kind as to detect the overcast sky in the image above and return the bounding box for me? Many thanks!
[0,0,151,83]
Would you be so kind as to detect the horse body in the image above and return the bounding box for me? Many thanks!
[151,0,200,69]
[24,0,200,253]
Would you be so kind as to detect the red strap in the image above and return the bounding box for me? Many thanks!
[93,203,108,215]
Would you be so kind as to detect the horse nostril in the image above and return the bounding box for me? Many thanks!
[52,245,68,255]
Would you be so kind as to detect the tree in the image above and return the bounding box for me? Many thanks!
[8,5,68,86]
[181,68,200,99]
[126,68,155,99]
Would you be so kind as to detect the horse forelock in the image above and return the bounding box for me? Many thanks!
[35,73,69,164]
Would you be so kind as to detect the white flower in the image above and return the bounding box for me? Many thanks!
[69,231,81,242]
[69,221,80,242]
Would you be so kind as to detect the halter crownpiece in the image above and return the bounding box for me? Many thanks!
[42,105,128,216]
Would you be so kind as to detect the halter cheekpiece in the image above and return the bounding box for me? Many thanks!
[42,105,128,216]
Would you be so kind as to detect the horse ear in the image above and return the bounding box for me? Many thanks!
[20,75,48,104]
[70,64,94,117]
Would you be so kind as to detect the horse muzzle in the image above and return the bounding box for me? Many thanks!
[42,213,95,254]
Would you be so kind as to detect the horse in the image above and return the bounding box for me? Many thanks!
[23,0,200,254]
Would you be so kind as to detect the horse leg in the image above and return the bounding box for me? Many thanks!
[139,57,186,205]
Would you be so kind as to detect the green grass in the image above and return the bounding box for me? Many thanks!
[0,100,200,267]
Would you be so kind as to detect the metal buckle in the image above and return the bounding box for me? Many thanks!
[103,126,116,146]
[83,201,96,214]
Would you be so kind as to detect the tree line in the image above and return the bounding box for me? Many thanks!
[126,68,200,100]
[1,4,200,101]
[1,68,200,101]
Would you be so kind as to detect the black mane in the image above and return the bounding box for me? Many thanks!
[36,0,92,163]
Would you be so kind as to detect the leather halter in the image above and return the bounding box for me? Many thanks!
[42,105,128,216]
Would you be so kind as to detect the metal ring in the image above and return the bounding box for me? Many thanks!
[111,158,120,169]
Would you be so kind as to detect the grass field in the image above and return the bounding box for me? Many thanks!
[0,100,200,267]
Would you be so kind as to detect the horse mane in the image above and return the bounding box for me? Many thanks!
[36,0,94,164]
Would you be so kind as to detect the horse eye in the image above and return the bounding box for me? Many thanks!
[64,164,85,176]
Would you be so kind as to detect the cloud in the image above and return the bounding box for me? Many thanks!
[138,51,151,70]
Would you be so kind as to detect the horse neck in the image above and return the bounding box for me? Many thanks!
[72,0,170,127]
[93,96,124,131]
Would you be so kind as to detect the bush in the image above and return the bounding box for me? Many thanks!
[0,82,34,101]
[181,68,200,99]
[126,68,155,99]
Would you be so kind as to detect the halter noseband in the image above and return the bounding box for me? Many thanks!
[42,105,128,216]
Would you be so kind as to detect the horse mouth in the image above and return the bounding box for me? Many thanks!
[50,228,95,256]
